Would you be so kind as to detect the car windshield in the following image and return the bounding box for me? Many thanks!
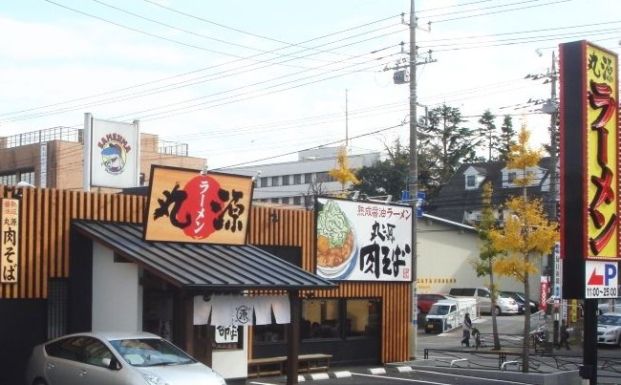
[500,292,518,300]
[428,305,450,315]
[110,338,196,367]
[598,315,621,326]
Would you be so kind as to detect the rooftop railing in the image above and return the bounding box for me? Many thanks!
[1,127,190,157]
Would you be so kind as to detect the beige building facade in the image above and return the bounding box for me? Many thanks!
[0,127,206,190]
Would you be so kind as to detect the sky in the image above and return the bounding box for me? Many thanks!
[1,0,620,170]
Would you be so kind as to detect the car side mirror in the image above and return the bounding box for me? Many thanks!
[103,357,121,370]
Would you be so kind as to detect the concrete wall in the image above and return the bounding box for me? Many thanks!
[212,327,249,379]
[91,242,142,332]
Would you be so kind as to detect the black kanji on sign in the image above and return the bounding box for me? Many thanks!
[153,183,191,229]
[213,189,245,233]
[359,243,383,279]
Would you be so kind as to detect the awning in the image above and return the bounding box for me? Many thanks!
[72,220,334,290]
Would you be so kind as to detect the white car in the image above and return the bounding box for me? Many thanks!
[26,331,227,385]
[597,313,621,346]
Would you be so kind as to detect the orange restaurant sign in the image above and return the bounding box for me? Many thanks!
[585,43,618,260]
[1,198,19,283]
[143,166,253,245]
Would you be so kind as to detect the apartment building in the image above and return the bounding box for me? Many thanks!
[222,147,380,206]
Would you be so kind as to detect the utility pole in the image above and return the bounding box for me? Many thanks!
[345,89,349,148]
[546,51,559,347]
[408,0,418,360]
[547,51,558,223]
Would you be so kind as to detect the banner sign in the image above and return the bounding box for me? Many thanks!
[215,325,239,344]
[315,197,412,282]
[560,40,619,299]
[144,166,253,245]
[1,199,19,283]
[90,118,140,188]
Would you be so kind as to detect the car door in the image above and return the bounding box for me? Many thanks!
[477,289,491,313]
[79,337,127,385]
[44,337,89,385]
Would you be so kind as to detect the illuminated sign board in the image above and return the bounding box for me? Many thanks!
[560,40,619,299]
[585,44,618,259]
[1,198,19,283]
[144,166,253,245]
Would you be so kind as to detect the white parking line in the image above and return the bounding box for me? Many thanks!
[411,369,537,385]
[249,382,279,385]
[353,372,451,385]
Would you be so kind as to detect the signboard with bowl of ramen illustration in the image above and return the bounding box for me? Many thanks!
[143,165,253,245]
[315,197,412,282]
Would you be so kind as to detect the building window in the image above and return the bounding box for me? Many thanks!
[304,173,312,184]
[293,174,301,184]
[466,175,476,188]
[302,299,340,339]
[508,172,517,183]
[293,196,301,205]
[0,173,17,186]
[271,176,279,186]
[281,197,289,204]
[345,299,380,337]
[282,175,290,186]
[270,198,279,203]
[315,172,331,183]
[260,177,268,187]
[253,312,286,344]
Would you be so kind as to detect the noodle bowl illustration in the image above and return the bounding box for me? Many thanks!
[316,201,356,279]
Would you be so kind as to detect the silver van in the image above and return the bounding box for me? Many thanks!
[449,287,519,315]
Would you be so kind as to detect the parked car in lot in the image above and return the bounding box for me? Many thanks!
[417,293,451,314]
[597,313,621,346]
[26,331,227,385]
[448,287,519,315]
[598,298,620,315]
[501,291,539,314]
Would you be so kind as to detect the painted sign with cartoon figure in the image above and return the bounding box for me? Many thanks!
[90,118,140,188]
[143,165,253,245]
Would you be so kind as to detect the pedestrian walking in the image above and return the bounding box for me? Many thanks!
[472,327,481,350]
[461,313,472,347]
[559,320,571,350]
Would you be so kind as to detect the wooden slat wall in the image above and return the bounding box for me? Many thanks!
[0,187,145,300]
[0,187,410,364]
[249,206,411,364]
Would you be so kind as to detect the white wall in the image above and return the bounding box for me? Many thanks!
[91,242,142,332]
[212,326,249,379]
[417,218,541,297]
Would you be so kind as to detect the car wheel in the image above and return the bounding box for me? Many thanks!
[493,306,501,316]
[33,379,48,385]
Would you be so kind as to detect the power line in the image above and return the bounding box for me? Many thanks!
[417,0,496,13]
[418,19,621,44]
[431,0,571,23]
[90,0,366,65]
[2,16,403,121]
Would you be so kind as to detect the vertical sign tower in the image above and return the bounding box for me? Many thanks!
[560,41,619,385]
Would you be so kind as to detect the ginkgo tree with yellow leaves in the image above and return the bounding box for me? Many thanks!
[329,146,360,196]
[489,126,558,372]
